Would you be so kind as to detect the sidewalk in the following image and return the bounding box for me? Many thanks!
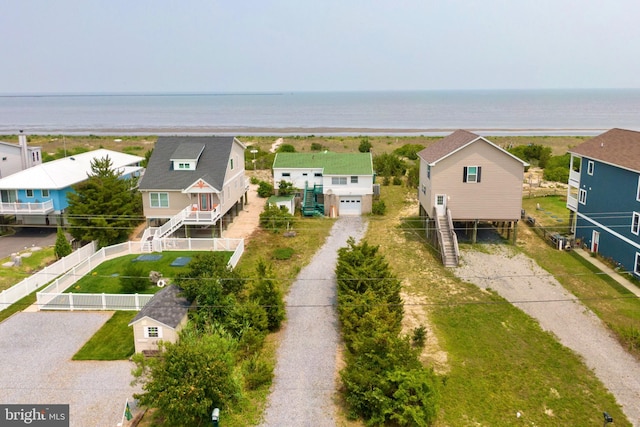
[573,248,640,298]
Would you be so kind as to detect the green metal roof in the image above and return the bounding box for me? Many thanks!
[272,152,373,175]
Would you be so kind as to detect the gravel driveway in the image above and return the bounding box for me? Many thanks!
[260,216,368,426]
[0,312,140,427]
[455,245,640,426]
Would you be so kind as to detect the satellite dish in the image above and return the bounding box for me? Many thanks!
[157,279,166,288]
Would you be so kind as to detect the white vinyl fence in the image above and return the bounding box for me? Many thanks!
[35,237,244,311]
[0,242,97,312]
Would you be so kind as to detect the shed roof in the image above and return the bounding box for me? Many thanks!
[272,152,373,175]
[129,285,190,329]
[139,136,243,191]
[0,149,143,190]
[417,129,528,166]
[568,128,640,173]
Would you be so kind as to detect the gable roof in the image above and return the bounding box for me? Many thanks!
[568,128,640,173]
[139,136,243,191]
[0,140,40,151]
[417,129,528,166]
[129,285,190,329]
[0,149,143,190]
[272,152,373,175]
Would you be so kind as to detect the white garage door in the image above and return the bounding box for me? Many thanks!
[339,197,362,215]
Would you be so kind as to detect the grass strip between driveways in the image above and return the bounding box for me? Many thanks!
[73,311,136,360]
[361,185,627,426]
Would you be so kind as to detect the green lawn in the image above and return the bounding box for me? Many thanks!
[522,195,571,234]
[0,247,57,292]
[73,311,136,360]
[362,185,629,425]
[67,251,231,294]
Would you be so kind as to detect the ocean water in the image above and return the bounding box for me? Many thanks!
[0,89,639,136]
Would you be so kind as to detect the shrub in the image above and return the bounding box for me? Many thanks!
[277,144,296,153]
[250,176,260,185]
[260,203,294,232]
[393,143,425,160]
[372,200,386,216]
[120,263,149,293]
[257,181,274,198]
[54,227,72,259]
[310,142,324,151]
[277,180,295,196]
[243,355,274,390]
[358,138,372,153]
[412,325,427,348]
[392,176,402,185]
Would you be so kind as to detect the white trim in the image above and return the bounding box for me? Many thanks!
[577,211,640,251]
[587,160,594,175]
[429,136,529,167]
[144,325,162,339]
[635,253,640,275]
[633,212,640,235]
[150,192,169,208]
[578,189,587,205]
[637,176,640,202]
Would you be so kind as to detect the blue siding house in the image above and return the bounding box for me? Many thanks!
[566,128,640,276]
[0,149,143,225]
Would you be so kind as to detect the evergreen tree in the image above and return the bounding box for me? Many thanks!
[249,260,285,331]
[66,156,142,247]
[54,227,72,259]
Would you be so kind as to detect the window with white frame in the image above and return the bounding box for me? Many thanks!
[144,326,162,338]
[421,185,426,195]
[282,172,291,177]
[332,177,347,185]
[635,253,640,275]
[230,158,234,170]
[150,192,169,208]
[350,176,358,184]
[633,212,640,235]
[42,189,49,197]
[578,189,587,205]
[26,189,34,198]
[427,165,431,179]
[587,161,594,175]
[463,166,481,183]
[314,173,322,177]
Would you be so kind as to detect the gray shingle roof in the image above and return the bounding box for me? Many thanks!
[568,128,640,173]
[129,285,190,329]
[139,136,236,191]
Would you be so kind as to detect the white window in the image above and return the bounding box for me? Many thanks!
[144,326,162,338]
[350,176,358,184]
[150,192,169,208]
[314,173,322,177]
[464,166,481,183]
[332,177,347,185]
[26,189,34,198]
[578,189,587,205]
[230,158,234,170]
[282,172,291,177]
[635,253,640,276]
[587,161,594,175]
[427,165,431,179]
[633,212,640,235]
[178,163,189,169]
[42,189,49,197]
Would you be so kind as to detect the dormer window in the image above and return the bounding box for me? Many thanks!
[170,143,205,171]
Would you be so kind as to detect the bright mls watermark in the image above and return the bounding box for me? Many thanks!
[0,405,69,426]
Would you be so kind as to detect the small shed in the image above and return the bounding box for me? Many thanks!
[128,285,190,354]
[267,195,295,215]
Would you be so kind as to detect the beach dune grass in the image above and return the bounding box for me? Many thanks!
[73,311,136,360]
[66,251,231,294]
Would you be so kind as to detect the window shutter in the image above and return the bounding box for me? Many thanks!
[463,167,467,183]
[477,166,482,183]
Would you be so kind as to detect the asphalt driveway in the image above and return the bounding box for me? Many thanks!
[0,227,57,259]
[0,311,140,427]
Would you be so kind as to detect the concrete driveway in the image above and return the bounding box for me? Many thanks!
[0,311,140,427]
[0,227,57,259]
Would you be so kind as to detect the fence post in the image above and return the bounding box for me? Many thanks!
[69,293,74,311]
[135,293,140,310]
[102,293,106,310]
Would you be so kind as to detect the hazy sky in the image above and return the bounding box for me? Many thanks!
[2,0,639,94]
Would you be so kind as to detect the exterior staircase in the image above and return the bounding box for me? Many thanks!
[302,183,324,217]
[436,209,459,267]
[140,204,222,252]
